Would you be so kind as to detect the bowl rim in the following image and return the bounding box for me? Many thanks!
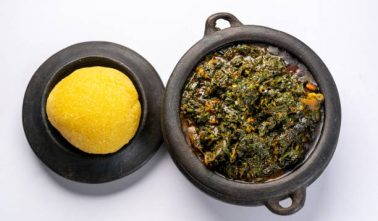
[162,24,341,205]
[23,41,164,183]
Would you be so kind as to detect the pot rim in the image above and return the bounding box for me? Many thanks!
[162,15,341,209]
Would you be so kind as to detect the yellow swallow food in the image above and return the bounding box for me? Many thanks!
[46,66,141,154]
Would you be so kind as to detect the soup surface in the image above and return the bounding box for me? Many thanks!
[180,44,324,182]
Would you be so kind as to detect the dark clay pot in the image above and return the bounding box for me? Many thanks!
[162,13,341,215]
[23,42,164,183]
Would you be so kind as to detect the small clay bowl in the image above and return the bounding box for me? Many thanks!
[162,13,341,215]
[23,41,164,183]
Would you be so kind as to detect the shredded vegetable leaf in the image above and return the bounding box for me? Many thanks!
[180,44,324,183]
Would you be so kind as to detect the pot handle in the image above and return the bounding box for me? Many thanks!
[204,12,243,36]
[265,188,306,215]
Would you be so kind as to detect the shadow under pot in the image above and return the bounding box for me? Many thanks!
[162,12,341,215]
[23,41,164,183]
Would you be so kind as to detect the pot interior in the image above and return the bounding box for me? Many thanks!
[178,41,325,183]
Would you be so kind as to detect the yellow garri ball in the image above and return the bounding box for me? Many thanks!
[46,66,141,154]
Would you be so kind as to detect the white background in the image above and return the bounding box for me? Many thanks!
[1,0,377,220]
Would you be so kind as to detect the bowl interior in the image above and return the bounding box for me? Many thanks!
[41,56,147,157]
